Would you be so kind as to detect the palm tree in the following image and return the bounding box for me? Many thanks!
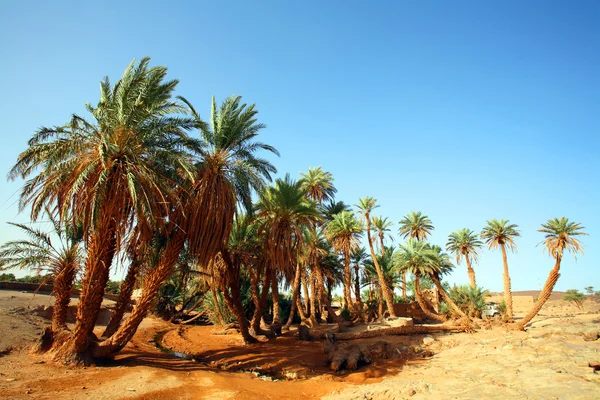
[364,246,401,317]
[299,167,337,204]
[427,245,470,321]
[517,218,587,329]
[181,95,279,268]
[371,216,394,257]
[256,174,320,329]
[325,211,363,310]
[481,219,520,320]
[0,211,83,331]
[9,58,196,362]
[356,197,397,318]
[320,200,351,221]
[394,240,445,322]
[398,211,434,297]
[446,229,483,288]
[350,247,370,312]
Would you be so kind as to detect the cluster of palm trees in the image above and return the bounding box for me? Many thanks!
[1,58,588,365]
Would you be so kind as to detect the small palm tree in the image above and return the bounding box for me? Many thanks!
[299,167,337,204]
[0,210,83,331]
[371,216,394,257]
[481,219,520,319]
[325,211,363,310]
[518,218,587,328]
[320,200,351,221]
[356,197,397,318]
[398,211,434,241]
[446,229,483,288]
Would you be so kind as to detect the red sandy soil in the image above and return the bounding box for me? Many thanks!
[1,289,599,399]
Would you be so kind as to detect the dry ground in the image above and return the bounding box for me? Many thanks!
[0,289,599,399]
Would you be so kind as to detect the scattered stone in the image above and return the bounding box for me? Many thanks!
[588,361,600,372]
[423,336,435,345]
[81,386,86,390]
[260,376,273,381]
[582,332,599,342]
[385,317,414,327]
[6,378,16,382]
[408,389,417,396]
[126,388,136,392]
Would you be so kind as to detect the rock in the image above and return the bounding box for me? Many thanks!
[423,336,435,345]
[384,317,414,327]
[582,332,599,342]
[408,389,417,396]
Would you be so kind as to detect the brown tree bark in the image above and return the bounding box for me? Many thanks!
[353,261,363,312]
[313,324,462,341]
[250,267,272,336]
[315,265,345,331]
[302,268,310,316]
[283,265,303,330]
[271,272,281,324]
[500,244,514,320]
[102,259,139,338]
[342,251,353,310]
[465,255,477,288]
[517,255,562,329]
[365,214,396,317]
[401,272,407,298]
[414,273,446,322]
[308,271,320,326]
[52,260,77,332]
[430,273,469,320]
[93,232,186,358]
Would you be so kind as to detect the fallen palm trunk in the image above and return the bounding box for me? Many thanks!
[312,324,463,341]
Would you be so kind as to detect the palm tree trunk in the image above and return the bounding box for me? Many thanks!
[500,244,513,319]
[250,268,272,336]
[414,273,445,322]
[309,271,320,325]
[92,232,186,358]
[283,265,303,330]
[401,272,407,298]
[465,255,477,288]
[365,215,396,317]
[517,255,562,329]
[353,262,363,312]
[102,259,139,338]
[52,260,77,332]
[271,272,281,324]
[431,273,468,320]
[222,285,256,344]
[302,268,310,316]
[342,252,353,310]
[315,265,345,331]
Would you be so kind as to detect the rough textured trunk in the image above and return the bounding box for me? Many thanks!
[222,287,256,344]
[308,271,319,326]
[302,268,310,316]
[283,265,303,330]
[414,273,445,322]
[431,274,468,320]
[55,220,118,363]
[401,271,407,298]
[465,255,477,288]
[342,252,353,310]
[518,255,562,329]
[102,259,139,338]
[93,232,186,358]
[365,214,396,317]
[501,244,514,319]
[353,262,363,313]
[377,286,385,318]
[52,260,77,332]
[271,272,281,324]
[315,265,345,331]
[250,268,272,336]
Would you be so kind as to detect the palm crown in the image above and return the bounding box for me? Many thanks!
[398,211,434,241]
[446,228,483,265]
[299,167,336,204]
[481,219,520,252]
[538,217,587,259]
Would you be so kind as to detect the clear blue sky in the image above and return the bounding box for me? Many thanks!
[1,1,598,292]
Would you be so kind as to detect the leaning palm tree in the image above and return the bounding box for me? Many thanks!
[398,211,434,297]
[394,240,445,322]
[256,174,321,329]
[517,218,587,329]
[481,219,520,320]
[9,58,196,363]
[356,197,397,318]
[325,211,363,310]
[446,229,483,288]
[372,216,394,257]
[427,245,470,321]
[0,210,83,331]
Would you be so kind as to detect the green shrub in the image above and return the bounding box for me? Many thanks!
[563,289,586,310]
[448,285,489,318]
[0,273,16,282]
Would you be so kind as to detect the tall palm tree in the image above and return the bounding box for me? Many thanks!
[518,218,587,329]
[398,211,434,297]
[446,229,483,288]
[356,197,397,318]
[372,216,394,257]
[350,247,370,312]
[0,211,83,331]
[256,174,320,329]
[427,245,470,321]
[394,240,445,322]
[325,211,363,310]
[481,219,520,320]
[181,95,279,268]
[9,58,196,362]
[364,246,401,317]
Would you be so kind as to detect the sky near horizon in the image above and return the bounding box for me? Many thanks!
[0,1,598,292]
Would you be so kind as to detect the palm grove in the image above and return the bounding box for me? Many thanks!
[0,59,587,365]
